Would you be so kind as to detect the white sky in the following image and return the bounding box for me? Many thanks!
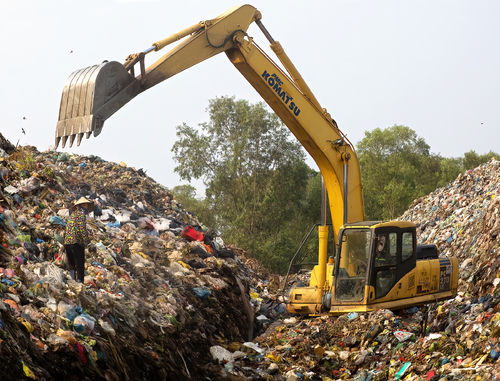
[1,0,499,195]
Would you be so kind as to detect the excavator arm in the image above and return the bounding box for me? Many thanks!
[55,5,365,306]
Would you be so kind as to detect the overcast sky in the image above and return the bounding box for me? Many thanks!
[1,0,499,195]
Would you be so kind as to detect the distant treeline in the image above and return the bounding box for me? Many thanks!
[171,97,497,274]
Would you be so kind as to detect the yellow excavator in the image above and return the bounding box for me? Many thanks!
[55,4,458,315]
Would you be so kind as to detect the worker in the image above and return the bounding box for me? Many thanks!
[375,235,387,266]
[64,197,94,283]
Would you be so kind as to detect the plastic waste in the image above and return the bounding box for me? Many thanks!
[74,314,95,334]
[490,345,500,361]
[0,167,9,181]
[154,218,171,231]
[348,312,359,321]
[395,362,411,380]
[57,301,82,321]
[13,194,24,204]
[45,333,69,346]
[57,153,68,161]
[106,221,121,229]
[181,226,204,241]
[56,329,77,345]
[57,208,70,218]
[404,306,419,314]
[394,330,413,342]
[20,176,41,194]
[49,216,66,226]
[364,323,383,341]
[4,185,18,194]
[210,345,234,363]
[22,361,36,379]
[98,319,116,337]
[192,287,211,299]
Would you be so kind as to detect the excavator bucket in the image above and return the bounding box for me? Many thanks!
[55,61,138,149]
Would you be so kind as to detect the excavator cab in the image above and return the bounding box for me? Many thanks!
[330,222,417,311]
[288,220,458,315]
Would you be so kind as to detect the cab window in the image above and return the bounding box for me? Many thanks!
[375,232,397,267]
[402,232,413,262]
[336,229,370,302]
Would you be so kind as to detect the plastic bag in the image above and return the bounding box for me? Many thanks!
[139,217,155,231]
[106,221,121,229]
[394,330,413,342]
[56,329,77,345]
[99,319,116,337]
[45,333,69,346]
[57,301,82,321]
[3,185,18,195]
[74,314,95,334]
[210,345,234,363]
[192,287,211,299]
[19,176,41,195]
[49,216,66,226]
[154,218,171,232]
[115,211,131,223]
[57,209,70,218]
[181,226,204,241]
[54,250,67,271]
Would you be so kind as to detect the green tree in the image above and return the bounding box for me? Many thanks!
[463,150,498,170]
[171,185,217,229]
[171,96,315,272]
[171,184,197,204]
[357,125,441,220]
[357,125,500,221]
[436,157,463,187]
[435,150,499,187]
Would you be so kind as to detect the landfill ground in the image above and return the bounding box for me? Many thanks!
[0,135,499,381]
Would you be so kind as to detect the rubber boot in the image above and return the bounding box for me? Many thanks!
[69,270,76,281]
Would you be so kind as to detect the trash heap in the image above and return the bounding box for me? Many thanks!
[0,139,281,380]
[206,160,500,381]
[400,158,500,297]
[2,134,500,381]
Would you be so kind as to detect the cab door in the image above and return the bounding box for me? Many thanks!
[370,227,416,300]
[370,228,398,299]
[334,229,371,303]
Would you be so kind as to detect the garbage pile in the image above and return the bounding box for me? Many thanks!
[400,158,500,297]
[206,161,500,380]
[0,140,279,380]
[2,135,500,381]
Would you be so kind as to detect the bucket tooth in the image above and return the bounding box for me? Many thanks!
[69,134,77,148]
[86,132,92,139]
[77,133,84,146]
[55,137,61,149]
[62,135,68,149]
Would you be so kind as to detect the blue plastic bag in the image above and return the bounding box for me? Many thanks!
[491,345,500,361]
[49,216,66,226]
[192,287,211,299]
[61,306,83,321]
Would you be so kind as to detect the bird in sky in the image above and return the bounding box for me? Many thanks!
[23,117,26,120]
[22,128,26,135]
[70,50,73,53]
